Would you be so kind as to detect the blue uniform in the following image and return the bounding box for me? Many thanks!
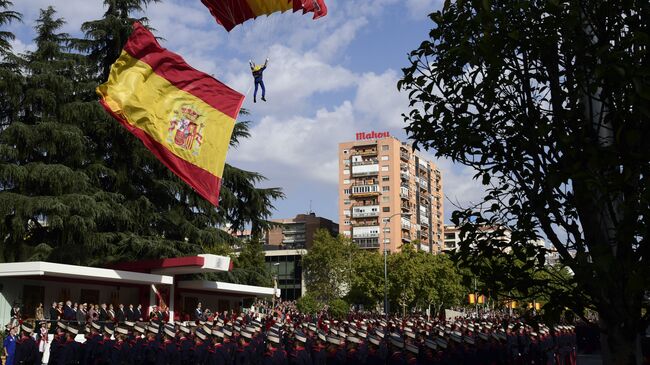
[4,334,17,365]
[250,60,268,101]
[164,339,180,365]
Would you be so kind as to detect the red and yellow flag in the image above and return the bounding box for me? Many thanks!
[97,22,244,206]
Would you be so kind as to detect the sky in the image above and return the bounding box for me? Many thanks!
[9,0,485,225]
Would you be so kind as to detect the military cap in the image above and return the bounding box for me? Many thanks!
[116,327,128,335]
[147,326,159,335]
[389,335,404,348]
[317,331,326,342]
[213,329,225,338]
[91,322,102,331]
[464,335,475,345]
[327,336,343,345]
[179,325,190,334]
[124,321,135,327]
[294,331,307,343]
[57,321,67,330]
[425,339,437,350]
[21,324,34,334]
[241,330,252,339]
[163,327,176,338]
[134,324,146,334]
[347,336,361,344]
[223,327,233,337]
[196,328,208,341]
[368,335,381,346]
[436,338,448,349]
[406,343,419,354]
[267,333,280,344]
[104,325,114,335]
[404,329,416,339]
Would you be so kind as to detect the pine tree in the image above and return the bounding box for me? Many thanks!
[0,0,21,128]
[1,1,283,266]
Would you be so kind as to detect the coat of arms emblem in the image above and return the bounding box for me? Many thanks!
[167,105,205,156]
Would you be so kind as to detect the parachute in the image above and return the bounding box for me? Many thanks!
[201,0,328,31]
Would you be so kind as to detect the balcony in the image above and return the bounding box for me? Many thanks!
[352,210,380,218]
[354,238,380,249]
[351,164,379,177]
[353,231,380,238]
[350,184,380,198]
[352,158,379,166]
[401,222,411,230]
[400,151,410,161]
[421,220,429,227]
[400,171,410,180]
[353,148,378,156]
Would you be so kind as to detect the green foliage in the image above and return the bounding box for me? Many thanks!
[400,0,649,362]
[302,230,355,302]
[347,249,384,309]
[0,0,21,56]
[221,239,272,287]
[327,298,349,319]
[296,293,321,315]
[0,1,282,266]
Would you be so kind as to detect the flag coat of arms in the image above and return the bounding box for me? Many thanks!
[97,22,244,206]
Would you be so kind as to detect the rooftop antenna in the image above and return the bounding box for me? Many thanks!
[308,200,313,214]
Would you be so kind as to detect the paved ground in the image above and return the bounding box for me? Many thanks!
[577,353,603,365]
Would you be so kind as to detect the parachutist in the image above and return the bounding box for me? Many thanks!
[250,58,268,103]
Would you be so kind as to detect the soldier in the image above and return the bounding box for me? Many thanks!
[14,324,38,365]
[178,325,194,365]
[194,328,210,365]
[262,333,286,365]
[234,330,251,365]
[162,326,180,365]
[289,331,310,365]
[208,329,229,365]
[111,327,131,365]
[310,332,326,365]
[48,323,67,365]
[62,325,81,365]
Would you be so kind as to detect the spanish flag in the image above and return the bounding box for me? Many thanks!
[97,22,244,206]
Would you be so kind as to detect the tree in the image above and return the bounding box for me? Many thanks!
[347,249,384,309]
[417,254,464,318]
[223,239,272,287]
[296,293,321,315]
[302,229,355,301]
[387,243,423,316]
[0,0,20,56]
[399,1,649,363]
[0,1,283,265]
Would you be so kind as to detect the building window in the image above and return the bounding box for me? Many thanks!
[382,217,390,223]
[344,170,350,175]
[383,207,390,212]
[344,189,351,195]
[383,227,390,233]
[383,238,390,243]
[382,186,390,192]
[344,220,350,225]
[381,165,389,171]
[344,199,351,205]
[344,210,351,217]
[381,156,389,161]
[343,149,349,154]
[382,175,389,182]
[382,145,389,151]
[344,179,350,184]
[382,196,389,202]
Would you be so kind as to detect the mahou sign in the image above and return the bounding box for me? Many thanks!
[355,131,390,140]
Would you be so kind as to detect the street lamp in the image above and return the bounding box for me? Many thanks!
[384,212,411,320]
[272,262,280,308]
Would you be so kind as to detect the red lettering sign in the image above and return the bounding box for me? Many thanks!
[355,131,390,140]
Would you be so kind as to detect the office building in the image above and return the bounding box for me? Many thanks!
[338,133,444,253]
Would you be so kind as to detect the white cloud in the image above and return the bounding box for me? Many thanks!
[354,69,408,128]
[11,0,104,35]
[405,0,443,17]
[232,101,356,184]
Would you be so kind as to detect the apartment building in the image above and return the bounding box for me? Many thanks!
[338,133,444,253]
[265,212,339,249]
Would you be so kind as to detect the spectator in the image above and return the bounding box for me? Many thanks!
[194,302,203,321]
[63,300,74,321]
[134,304,143,321]
[77,303,87,325]
[35,303,44,321]
[99,303,108,321]
[3,324,17,365]
[126,304,135,321]
[116,304,126,322]
[10,303,20,321]
[108,303,116,321]
[87,303,98,323]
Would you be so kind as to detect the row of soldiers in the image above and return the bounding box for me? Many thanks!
[7,314,576,365]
